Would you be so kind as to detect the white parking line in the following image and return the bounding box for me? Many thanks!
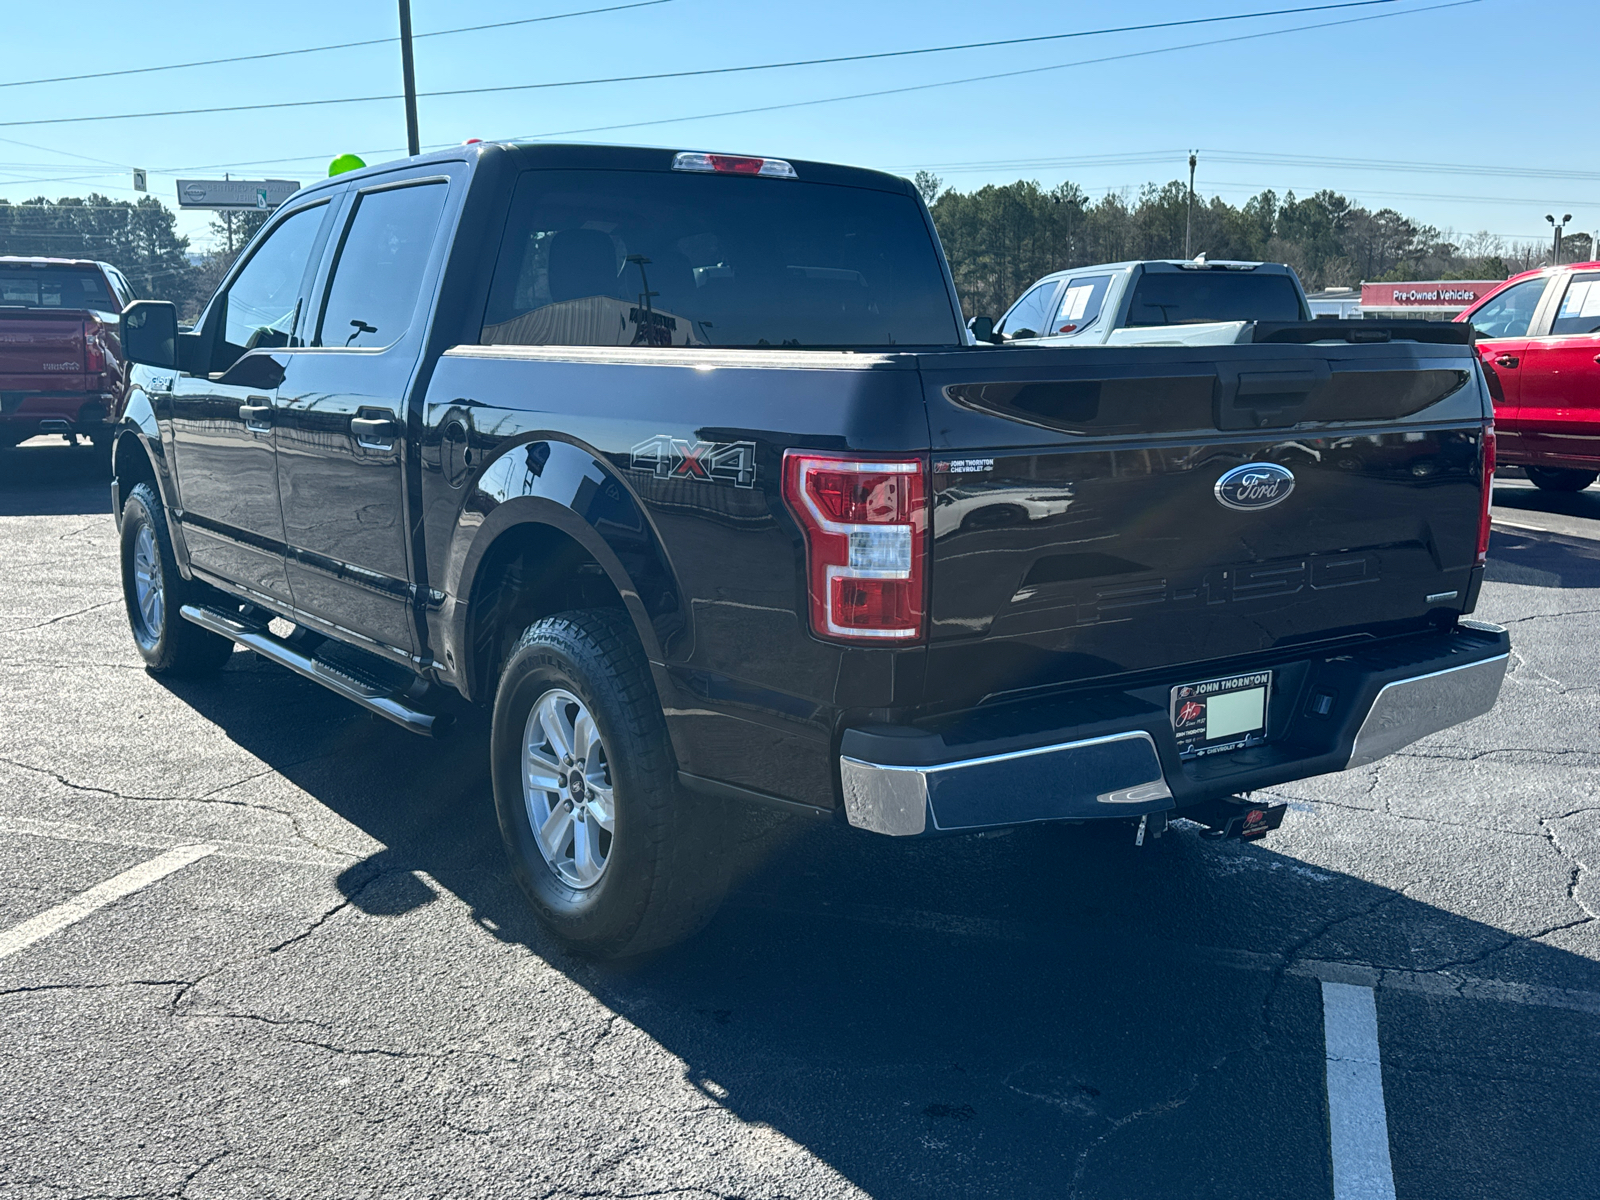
[0,844,217,962]
[1322,981,1398,1200]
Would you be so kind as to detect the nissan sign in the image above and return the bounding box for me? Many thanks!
[175,179,302,211]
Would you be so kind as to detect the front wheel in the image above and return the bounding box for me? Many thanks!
[490,609,732,957]
[119,482,234,676]
[1525,466,1598,493]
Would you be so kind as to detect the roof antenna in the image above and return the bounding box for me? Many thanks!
[1193,252,1207,263]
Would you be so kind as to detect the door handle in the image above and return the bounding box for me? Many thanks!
[1494,354,1520,368]
[350,415,398,447]
[238,401,273,431]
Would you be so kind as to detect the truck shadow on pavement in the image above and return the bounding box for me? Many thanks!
[0,443,111,517]
[153,655,1600,1200]
[1484,528,1600,588]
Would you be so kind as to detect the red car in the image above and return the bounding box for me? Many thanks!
[0,256,133,450]
[1458,261,1600,491]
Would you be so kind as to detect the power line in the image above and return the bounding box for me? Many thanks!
[0,0,678,92]
[899,149,1600,185]
[0,1,1407,130]
[512,0,1478,140]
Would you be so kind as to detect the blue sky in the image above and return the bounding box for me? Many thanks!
[1,0,1592,255]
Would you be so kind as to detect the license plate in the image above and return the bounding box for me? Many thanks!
[1171,671,1271,758]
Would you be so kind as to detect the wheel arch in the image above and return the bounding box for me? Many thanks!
[445,439,688,703]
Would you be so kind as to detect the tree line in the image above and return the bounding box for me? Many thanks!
[4,180,1591,327]
[915,172,1593,320]
[0,195,267,320]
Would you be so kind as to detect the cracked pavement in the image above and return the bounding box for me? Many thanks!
[2,446,1598,1199]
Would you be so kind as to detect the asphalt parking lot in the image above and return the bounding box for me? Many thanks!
[2,441,1597,1200]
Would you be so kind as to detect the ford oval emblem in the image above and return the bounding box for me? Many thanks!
[1214,463,1295,511]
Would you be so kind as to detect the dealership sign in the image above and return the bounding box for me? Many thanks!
[1360,281,1500,309]
[175,179,302,210]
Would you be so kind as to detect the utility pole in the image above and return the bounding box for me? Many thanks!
[398,0,421,157]
[1547,213,1572,266]
[1185,151,1198,259]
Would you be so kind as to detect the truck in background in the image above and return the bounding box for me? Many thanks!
[0,257,136,451]
[971,258,1310,347]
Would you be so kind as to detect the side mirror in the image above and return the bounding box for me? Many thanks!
[121,300,178,369]
[968,315,999,344]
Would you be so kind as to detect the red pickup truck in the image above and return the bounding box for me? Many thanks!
[1460,261,1600,491]
[0,257,134,450]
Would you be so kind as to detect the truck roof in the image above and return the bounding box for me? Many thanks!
[288,142,917,206]
[1029,259,1299,283]
[0,256,111,269]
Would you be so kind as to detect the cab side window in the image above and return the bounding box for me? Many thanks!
[1051,274,1112,335]
[219,203,327,366]
[1548,273,1600,336]
[315,181,448,350]
[1469,276,1546,339]
[997,281,1059,340]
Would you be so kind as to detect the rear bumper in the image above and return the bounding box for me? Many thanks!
[0,390,116,437]
[839,620,1509,836]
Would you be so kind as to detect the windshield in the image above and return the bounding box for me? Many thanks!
[0,266,117,311]
[482,169,959,348]
[1123,270,1303,326]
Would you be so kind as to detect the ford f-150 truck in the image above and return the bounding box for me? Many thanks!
[109,142,1510,956]
[1,256,135,449]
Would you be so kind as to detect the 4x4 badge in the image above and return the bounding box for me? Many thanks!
[1214,462,1294,511]
[630,435,757,488]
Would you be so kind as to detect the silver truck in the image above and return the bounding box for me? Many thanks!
[972,258,1311,348]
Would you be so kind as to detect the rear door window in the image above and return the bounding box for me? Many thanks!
[1123,270,1303,326]
[482,169,958,348]
[316,181,450,350]
[1467,276,1547,339]
[1051,274,1112,335]
[996,281,1059,340]
[1548,273,1600,336]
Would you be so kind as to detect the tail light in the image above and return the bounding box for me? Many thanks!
[1477,420,1496,564]
[83,322,105,373]
[782,452,927,642]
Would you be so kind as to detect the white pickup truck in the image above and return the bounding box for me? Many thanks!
[972,258,1312,348]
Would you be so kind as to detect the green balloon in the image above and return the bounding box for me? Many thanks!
[328,154,367,177]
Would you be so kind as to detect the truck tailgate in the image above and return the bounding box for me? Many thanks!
[0,311,90,391]
[915,340,1489,709]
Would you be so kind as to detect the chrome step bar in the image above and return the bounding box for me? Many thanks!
[179,604,450,737]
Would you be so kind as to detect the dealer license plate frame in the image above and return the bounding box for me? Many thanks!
[1171,670,1272,759]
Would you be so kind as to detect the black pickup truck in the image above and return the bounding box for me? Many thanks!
[109,142,1509,955]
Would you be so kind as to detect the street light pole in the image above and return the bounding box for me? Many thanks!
[1185,151,1197,259]
[1547,213,1572,266]
[398,0,420,157]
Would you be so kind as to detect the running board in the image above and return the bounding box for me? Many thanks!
[179,604,450,737]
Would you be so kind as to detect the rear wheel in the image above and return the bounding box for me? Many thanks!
[490,609,732,957]
[1525,466,1598,492]
[119,482,234,676]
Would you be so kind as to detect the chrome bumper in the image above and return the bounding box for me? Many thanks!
[840,730,1171,837]
[1345,649,1509,769]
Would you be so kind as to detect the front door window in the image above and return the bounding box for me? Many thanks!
[1468,276,1547,339]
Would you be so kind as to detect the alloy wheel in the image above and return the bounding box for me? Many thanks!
[522,687,615,889]
[131,522,164,647]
